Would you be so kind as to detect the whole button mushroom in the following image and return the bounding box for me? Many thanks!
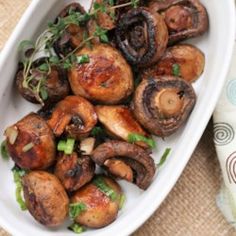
[22,171,69,227]
[4,113,56,170]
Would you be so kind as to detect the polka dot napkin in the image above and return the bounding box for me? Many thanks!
[214,44,236,226]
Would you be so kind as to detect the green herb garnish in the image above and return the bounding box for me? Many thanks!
[172,63,181,77]
[119,194,126,209]
[69,202,87,219]
[93,176,118,201]
[22,142,34,152]
[12,166,27,211]
[128,133,156,149]
[77,55,90,64]
[57,138,75,155]
[68,223,86,234]
[91,126,105,138]
[156,148,171,168]
[1,140,9,160]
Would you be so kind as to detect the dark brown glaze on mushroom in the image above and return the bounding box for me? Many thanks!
[47,96,97,139]
[5,113,56,170]
[22,171,69,227]
[148,0,209,45]
[71,175,122,228]
[95,105,150,148]
[141,44,205,83]
[133,76,196,137]
[16,59,70,104]
[53,3,87,58]
[115,7,168,68]
[91,141,156,189]
[68,44,134,104]
[55,152,95,192]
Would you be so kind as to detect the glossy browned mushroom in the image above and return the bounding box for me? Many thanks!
[148,0,209,45]
[91,141,156,189]
[115,7,168,67]
[95,105,149,148]
[22,171,69,227]
[71,175,123,228]
[55,152,95,192]
[68,44,134,104]
[5,113,56,170]
[133,76,196,137]
[16,58,70,105]
[47,96,97,139]
[53,3,87,58]
[141,44,205,83]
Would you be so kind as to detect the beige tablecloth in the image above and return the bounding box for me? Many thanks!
[0,1,235,235]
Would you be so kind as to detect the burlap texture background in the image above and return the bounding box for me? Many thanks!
[0,1,235,235]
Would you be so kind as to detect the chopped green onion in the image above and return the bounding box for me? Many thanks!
[22,142,34,152]
[77,55,90,64]
[57,138,75,155]
[119,194,126,209]
[68,223,86,234]
[5,126,18,145]
[69,202,87,220]
[12,167,27,211]
[93,176,118,201]
[156,148,171,168]
[127,133,156,149]
[1,140,9,160]
[172,63,180,77]
[91,126,105,138]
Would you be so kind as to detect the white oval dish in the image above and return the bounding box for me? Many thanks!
[0,1,235,235]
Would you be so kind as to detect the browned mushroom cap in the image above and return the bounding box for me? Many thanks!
[68,44,134,104]
[95,105,150,148]
[5,113,56,170]
[141,44,205,83]
[133,76,196,137]
[16,59,70,105]
[55,152,95,192]
[115,7,168,68]
[91,141,156,190]
[47,96,97,139]
[148,0,209,45]
[53,3,87,58]
[22,171,69,227]
[71,175,122,228]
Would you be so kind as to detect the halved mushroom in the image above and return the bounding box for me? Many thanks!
[71,175,123,228]
[22,171,69,227]
[95,105,149,148]
[141,44,205,83]
[115,7,168,68]
[68,44,134,104]
[55,152,95,192]
[133,76,196,137]
[5,113,56,170]
[53,3,87,58]
[47,96,97,139]
[148,0,209,45]
[91,141,156,189]
[16,58,70,105]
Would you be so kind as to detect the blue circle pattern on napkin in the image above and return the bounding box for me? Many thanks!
[226,79,236,105]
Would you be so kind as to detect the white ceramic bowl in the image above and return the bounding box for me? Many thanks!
[0,1,235,235]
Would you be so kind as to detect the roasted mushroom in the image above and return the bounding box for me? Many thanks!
[141,44,205,83]
[148,0,209,45]
[53,3,87,58]
[91,141,156,189]
[4,113,56,170]
[47,96,97,139]
[55,152,95,192]
[115,7,168,68]
[96,105,149,148]
[68,44,134,104]
[16,58,70,105]
[22,171,69,227]
[133,76,196,137]
[71,175,123,228]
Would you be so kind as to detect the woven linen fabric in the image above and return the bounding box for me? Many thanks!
[0,1,236,236]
